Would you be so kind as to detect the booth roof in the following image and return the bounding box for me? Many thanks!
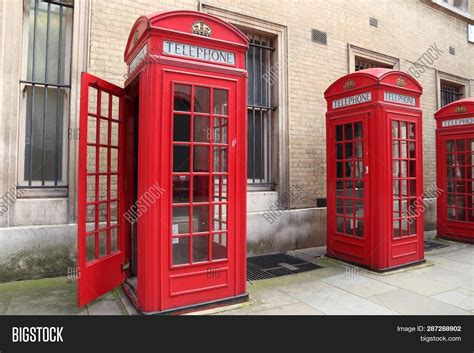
[434,96,474,119]
[324,68,423,98]
[124,10,249,62]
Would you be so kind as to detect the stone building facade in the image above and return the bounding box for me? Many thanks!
[0,0,473,280]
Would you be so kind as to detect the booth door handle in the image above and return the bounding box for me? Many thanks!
[232,138,237,147]
[365,166,369,175]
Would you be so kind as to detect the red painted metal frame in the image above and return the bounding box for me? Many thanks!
[325,69,424,271]
[328,115,370,265]
[79,11,248,313]
[435,97,474,243]
[161,72,238,309]
[78,73,126,307]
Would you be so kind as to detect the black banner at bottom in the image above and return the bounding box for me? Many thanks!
[0,315,472,353]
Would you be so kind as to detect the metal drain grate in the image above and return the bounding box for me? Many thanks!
[247,253,322,281]
[424,240,449,252]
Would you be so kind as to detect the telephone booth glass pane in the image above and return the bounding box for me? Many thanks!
[392,121,417,237]
[172,84,229,266]
[445,138,474,223]
[83,85,122,264]
[334,121,365,238]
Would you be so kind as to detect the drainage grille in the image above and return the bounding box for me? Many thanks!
[247,253,321,281]
[424,240,449,252]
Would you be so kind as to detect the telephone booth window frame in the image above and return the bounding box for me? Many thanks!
[435,97,474,244]
[170,82,231,267]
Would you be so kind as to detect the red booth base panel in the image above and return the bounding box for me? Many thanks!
[122,282,248,315]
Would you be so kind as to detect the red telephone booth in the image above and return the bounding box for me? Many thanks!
[435,97,474,243]
[324,69,425,271]
[77,11,249,314]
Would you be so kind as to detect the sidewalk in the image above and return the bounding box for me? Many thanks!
[0,277,127,315]
[0,240,472,315]
[215,241,474,315]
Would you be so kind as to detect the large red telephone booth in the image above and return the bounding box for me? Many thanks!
[324,69,424,271]
[77,11,248,313]
[435,97,474,243]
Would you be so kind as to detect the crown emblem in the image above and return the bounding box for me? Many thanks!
[192,21,212,37]
[343,79,355,91]
[455,106,466,114]
[396,76,406,87]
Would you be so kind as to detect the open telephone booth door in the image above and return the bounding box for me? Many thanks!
[77,72,126,307]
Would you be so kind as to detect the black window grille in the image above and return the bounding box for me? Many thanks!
[355,56,393,71]
[441,81,464,107]
[246,33,276,187]
[442,0,469,12]
[20,0,73,187]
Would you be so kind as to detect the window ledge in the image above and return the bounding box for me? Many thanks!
[430,0,472,20]
[16,187,68,199]
[247,184,274,192]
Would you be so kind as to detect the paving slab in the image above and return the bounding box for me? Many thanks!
[87,294,125,315]
[436,248,474,265]
[3,277,85,315]
[215,308,249,315]
[408,266,474,291]
[251,302,324,315]
[7,294,85,315]
[0,293,12,315]
[321,272,399,298]
[0,277,124,316]
[431,288,474,311]
[367,289,472,315]
[365,271,458,296]
[426,255,474,275]
[245,287,300,312]
[277,279,338,309]
[278,279,396,315]
[316,287,398,315]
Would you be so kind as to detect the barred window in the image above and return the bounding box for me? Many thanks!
[246,33,276,187]
[355,56,393,71]
[19,0,73,188]
[440,81,464,107]
[442,0,469,12]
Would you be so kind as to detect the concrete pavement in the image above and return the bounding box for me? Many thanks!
[0,240,472,316]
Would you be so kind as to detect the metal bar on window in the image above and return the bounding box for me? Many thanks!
[247,105,275,111]
[55,4,64,185]
[252,39,256,107]
[28,0,39,186]
[41,2,51,185]
[252,108,256,184]
[259,109,263,183]
[267,46,271,108]
[20,80,70,88]
[44,0,74,9]
[248,41,275,51]
[265,112,272,187]
[260,37,263,109]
